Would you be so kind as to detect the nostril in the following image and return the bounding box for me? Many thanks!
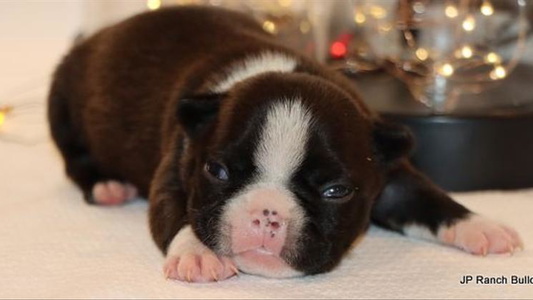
[270,221,280,229]
[252,219,260,227]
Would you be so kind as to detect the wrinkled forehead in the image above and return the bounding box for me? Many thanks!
[210,96,314,183]
[213,74,374,166]
[211,95,373,189]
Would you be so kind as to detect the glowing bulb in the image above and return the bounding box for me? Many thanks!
[369,5,387,19]
[262,21,277,33]
[146,0,161,10]
[485,52,501,64]
[378,24,392,33]
[415,48,429,61]
[490,66,507,79]
[480,1,494,16]
[413,1,425,14]
[0,106,12,128]
[354,11,366,24]
[445,5,458,18]
[462,15,476,31]
[330,42,347,58]
[278,0,292,8]
[438,63,454,77]
[460,46,473,58]
[299,21,311,33]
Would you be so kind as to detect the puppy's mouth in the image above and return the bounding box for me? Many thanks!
[232,247,301,278]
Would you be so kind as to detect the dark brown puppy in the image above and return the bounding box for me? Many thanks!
[48,6,522,282]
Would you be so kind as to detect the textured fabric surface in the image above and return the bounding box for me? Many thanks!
[1,124,532,298]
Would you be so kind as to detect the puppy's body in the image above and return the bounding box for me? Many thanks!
[49,6,522,282]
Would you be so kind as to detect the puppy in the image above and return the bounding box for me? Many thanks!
[48,6,522,282]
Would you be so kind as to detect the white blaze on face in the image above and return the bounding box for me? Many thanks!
[212,51,297,93]
[219,99,313,278]
[255,100,313,184]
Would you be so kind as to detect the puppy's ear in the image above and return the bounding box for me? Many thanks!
[177,93,225,138]
[373,120,414,166]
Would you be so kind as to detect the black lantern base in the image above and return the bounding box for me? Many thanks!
[349,64,533,192]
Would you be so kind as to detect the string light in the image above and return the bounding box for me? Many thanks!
[146,0,161,10]
[458,45,473,58]
[438,63,454,77]
[480,1,494,16]
[278,0,292,8]
[262,20,277,33]
[0,105,13,129]
[378,24,392,33]
[330,41,347,58]
[415,48,429,61]
[369,5,387,19]
[490,65,507,79]
[354,11,366,24]
[0,111,5,128]
[299,21,311,33]
[445,5,458,18]
[462,15,476,31]
[412,1,425,14]
[485,52,502,64]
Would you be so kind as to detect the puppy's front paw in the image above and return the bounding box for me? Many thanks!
[164,225,238,283]
[438,215,523,255]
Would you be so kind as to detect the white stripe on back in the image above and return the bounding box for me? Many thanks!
[212,51,297,93]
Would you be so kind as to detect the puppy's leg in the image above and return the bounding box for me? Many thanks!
[149,153,237,283]
[371,162,523,255]
[49,78,124,204]
[163,225,237,282]
[91,181,138,205]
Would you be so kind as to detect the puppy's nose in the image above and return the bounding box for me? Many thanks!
[230,188,297,256]
[250,208,285,237]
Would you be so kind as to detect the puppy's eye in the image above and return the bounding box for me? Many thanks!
[204,161,229,181]
[321,185,354,201]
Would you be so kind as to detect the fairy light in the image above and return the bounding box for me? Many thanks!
[462,15,476,31]
[412,1,425,14]
[415,48,429,61]
[490,65,507,80]
[330,41,347,58]
[369,5,387,19]
[278,0,292,7]
[445,5,458,18]
[146,0,161,10]
[378,24,392,33]
[0,105,13,129]
[438,63,454,77]
[485,52,501,64]
[480,1,494,16]
[262,20,277,33]
[299,21,311,33]
[0,111,5,128]
[460,45,473,58]
[354,11,366,24]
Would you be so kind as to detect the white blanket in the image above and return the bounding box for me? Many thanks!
[1,125,532,298]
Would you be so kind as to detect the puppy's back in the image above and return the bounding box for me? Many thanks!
[49,6,284,196]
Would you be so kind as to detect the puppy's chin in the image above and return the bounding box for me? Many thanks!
[232,249,302,278]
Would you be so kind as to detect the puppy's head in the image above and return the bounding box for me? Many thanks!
[177,72,412,277]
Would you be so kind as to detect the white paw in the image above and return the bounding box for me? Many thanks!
[438,215,524,256]
[164,225,238,283]
[92,181,137,205]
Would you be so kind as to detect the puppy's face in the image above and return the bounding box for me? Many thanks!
[177,73,411,277]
